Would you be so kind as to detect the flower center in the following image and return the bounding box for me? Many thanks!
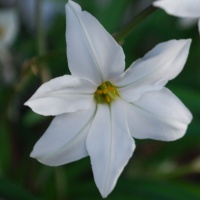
[94,81,119,104]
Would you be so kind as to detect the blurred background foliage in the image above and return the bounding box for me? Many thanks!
[0,0,200,199]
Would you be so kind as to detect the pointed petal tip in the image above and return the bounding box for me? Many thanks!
[153,0,169,8]
[30,149,56,167]
[174,38,192,46]
[24,99,34,107]
[167,39,191,51]
[30,152,33,158]
[182,38,192,46]
[152,1,162,7]
[24,101,28,106]
[178,38,192,52]
[23,100,53,116]
[101,193,109,199]
[24,100,40,114]
[30,150,35,159]
[170,38,191,55]
[65,0,80,12]
[99,186,114,199]
[30,149,44,165]
[30,145,40,160]
[181,38,192,55]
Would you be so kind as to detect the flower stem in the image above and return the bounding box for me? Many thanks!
[114,5,157,42]
[36,0,46,56]
[35,0,50,82]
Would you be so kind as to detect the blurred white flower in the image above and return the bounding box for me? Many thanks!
[0,9,18,84]
[178,18,198,30]
[18,0,65,32]
[0,0,15,6]
[153,0,200,33]
[0,9,18,48]
[25,0,192,198]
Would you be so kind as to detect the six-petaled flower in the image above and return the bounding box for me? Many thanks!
[25,0,192,198]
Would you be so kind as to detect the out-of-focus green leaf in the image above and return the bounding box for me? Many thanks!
[0,178,40,200]
[96,0,131,32]
[169,86,200,114]
[0,123,11,176]
[71,178,200,200]
[22,111,46,127]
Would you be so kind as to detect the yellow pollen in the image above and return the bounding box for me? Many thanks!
[96,90,103,94]
[94,81,119,104]
[107,86,111,91]
[111,88,116,93]
[103,89,108,94]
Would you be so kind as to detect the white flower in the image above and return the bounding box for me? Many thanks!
[18,0,65,32]
[0,9,18,48]
[25,0,192,198]
[0,9,18,84]
[178,18,198,30]
[153,0,200,34]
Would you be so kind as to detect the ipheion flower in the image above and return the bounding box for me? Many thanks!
[153,0,200,34]
[25,0,192,198]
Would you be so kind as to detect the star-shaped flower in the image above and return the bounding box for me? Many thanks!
[153,0,200,34]
[25,0,192,198]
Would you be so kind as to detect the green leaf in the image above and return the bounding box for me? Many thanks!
[22,111,46,127]
[70,178,200,200]
[0,178,40,200]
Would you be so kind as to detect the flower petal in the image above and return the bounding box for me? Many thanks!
[153,0,200,18]
[24,75,96,116]
[65,0,125,84]
[125,88,192,141]
[30,106,97,166]
[87,100,135,198]
[112,39,191,102]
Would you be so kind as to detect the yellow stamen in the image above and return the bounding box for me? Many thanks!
[96,90,103,94]
[107,86,111,91]
[94,81,119,104]
[103,89,108,94]
[106,96,110,103]
[110,88,116,93]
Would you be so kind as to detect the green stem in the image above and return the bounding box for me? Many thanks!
[114,5,157,42]
[36,0,46,55]
[26,49,66,68]
[35,0,50,82]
